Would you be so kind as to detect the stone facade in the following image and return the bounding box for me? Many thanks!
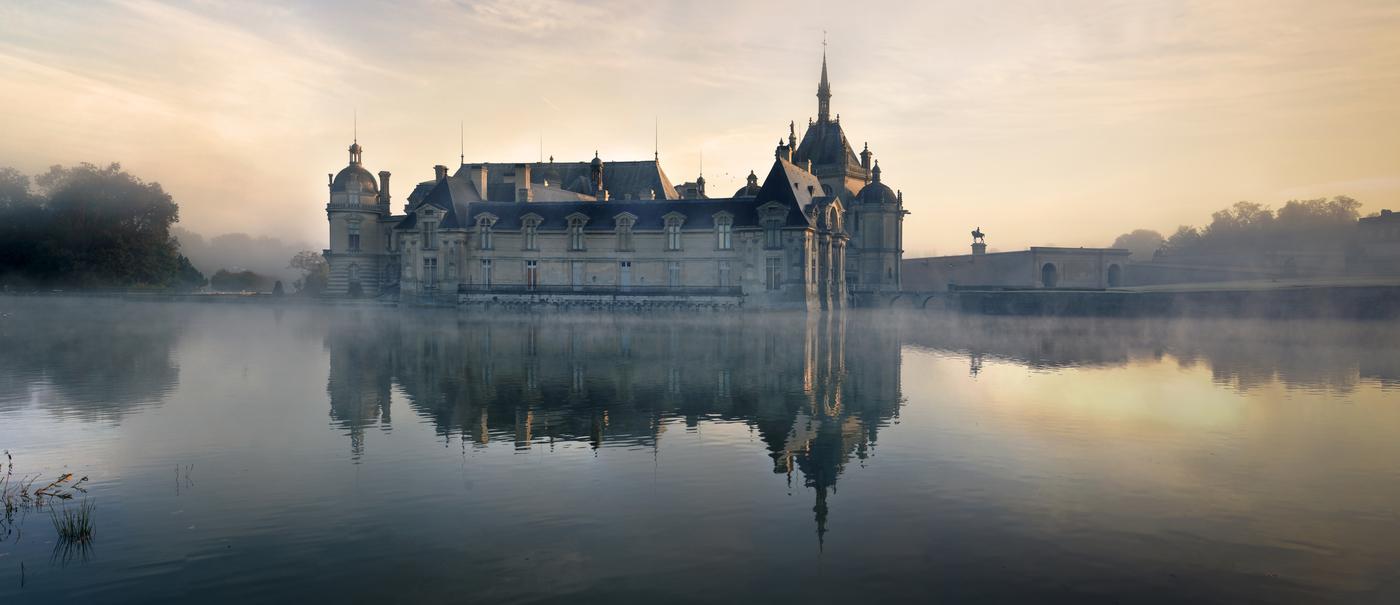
[903,245,1131,291]
[323,52,904,310]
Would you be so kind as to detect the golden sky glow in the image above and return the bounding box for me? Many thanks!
[2,0,1399,254]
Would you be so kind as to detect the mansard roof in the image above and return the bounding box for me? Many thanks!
[397,158,819,233]
[443,159,680,202]
[448,197,793,232]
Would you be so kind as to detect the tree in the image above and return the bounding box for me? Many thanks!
[1153,196,1366,266]
[1110,229,1165,261]
[210,269,273,292]
[289,250,328,296]
[0,163,203,289]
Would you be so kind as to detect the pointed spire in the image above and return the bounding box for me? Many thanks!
[348,109,362,164]
[817,36,832,123]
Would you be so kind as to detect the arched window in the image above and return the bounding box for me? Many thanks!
[568,217,587,251]
[476,216,495,250]
[1041,263,1059,288]
[615,216,635,251]
[521,217,540,251]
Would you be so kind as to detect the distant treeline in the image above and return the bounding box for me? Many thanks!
[0,163,206,290]
[1113,196,1366,263]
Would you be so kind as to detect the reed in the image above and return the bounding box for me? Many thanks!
[50,499,96,542]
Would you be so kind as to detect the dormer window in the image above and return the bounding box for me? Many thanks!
[714,213,733,250]
[521,215,541,251]
[476,215,496,250]
[764,222,782,249]
[568,216,588,251]
[615,215,636,252]
[664,215,685,251]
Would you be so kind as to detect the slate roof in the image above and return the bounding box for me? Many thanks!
[793,120,862,175]
[398,158,822,233]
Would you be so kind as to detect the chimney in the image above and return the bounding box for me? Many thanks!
[378,171,391,204]
[434,165,448,181]
[514,163,533,202]
[467,163,489,200]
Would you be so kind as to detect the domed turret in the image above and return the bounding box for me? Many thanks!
[331,141,378,194]
[733,170,761,198]
[855,160,896,204]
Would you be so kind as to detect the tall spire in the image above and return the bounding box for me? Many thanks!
[349,109,362,164]
[817,33,831,123]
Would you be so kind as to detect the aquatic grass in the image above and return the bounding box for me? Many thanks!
[50,499,96,543]
[1,451,94,544]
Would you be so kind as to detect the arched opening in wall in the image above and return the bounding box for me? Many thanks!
[348,263,362,297]
[1107,264,1122,287]
[1040,263,1058,288]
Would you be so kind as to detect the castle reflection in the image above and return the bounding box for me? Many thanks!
[324,312,904,541]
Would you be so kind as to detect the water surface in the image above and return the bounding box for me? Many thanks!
[1,298,1398,603]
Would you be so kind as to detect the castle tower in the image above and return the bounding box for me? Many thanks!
[325,138,387,297]
[851,159,906,294]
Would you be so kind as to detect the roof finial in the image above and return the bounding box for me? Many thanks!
[459,120,465,165]
[353,108,357,143]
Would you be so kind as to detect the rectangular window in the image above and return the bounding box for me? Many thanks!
[716,221,732,250]
[668,261,681,287]
[423,258,437,287]
[481,259,492,286]
[347,225,361,252]
[810,256,818,283]
[525,260,538,290]
[523,224,538,251]
[718,261,731,287]
[765,257,781,290]
[765,224,781,249]
[423,221,437,250]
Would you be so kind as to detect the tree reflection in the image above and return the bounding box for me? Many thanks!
[324,312,904,542]
[0,298,183,420]
[904,315,1400,391]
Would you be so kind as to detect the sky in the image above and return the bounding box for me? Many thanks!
[1,0,1398,256]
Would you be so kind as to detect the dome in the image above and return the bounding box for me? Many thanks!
[733,170,761,198]
[856,181,897,205]
[331,164,378,194]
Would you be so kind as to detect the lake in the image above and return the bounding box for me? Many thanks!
[1,297,1398,603]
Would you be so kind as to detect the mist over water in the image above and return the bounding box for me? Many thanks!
[1,298,1398,603]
